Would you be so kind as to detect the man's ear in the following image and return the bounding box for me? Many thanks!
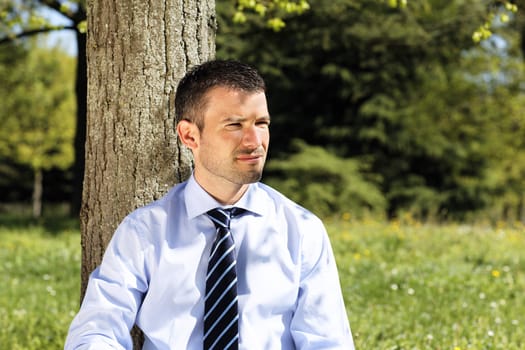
[177,120,199,150]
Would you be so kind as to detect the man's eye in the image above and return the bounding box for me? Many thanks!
[256,121,270,127]
[226,123,242,128]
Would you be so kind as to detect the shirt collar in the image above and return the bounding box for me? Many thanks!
[184,174,268,219]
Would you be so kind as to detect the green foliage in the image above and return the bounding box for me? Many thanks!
[225,0,520,37]
[264,140,386,217]
[231,0,310,31]
[380,0,520,43]
[385,0,407,8]
[0,0,85,40]
[217,0,525,219]
[0,42,76,172]
[373,62,500,218]
[472,0,519,42]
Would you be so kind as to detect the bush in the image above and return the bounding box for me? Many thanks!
[264,140,386,217]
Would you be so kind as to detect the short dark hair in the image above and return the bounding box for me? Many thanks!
[175,59,266,130]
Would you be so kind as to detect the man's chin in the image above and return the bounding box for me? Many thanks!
[235,171,263,185]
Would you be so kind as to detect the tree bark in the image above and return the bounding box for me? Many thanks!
[82,0,215,346]
[518,193,525,223]
[32,168,43,219]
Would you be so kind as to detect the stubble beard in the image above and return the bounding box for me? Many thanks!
[234,167,263,184]
[227,157,265,185]
[200,150,266,186]
[231,148,266,184]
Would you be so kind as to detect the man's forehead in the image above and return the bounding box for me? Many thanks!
[205,85,265,97]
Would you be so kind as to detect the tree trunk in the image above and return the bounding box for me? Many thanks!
[82,0,215,347]
[519,193,525,223]
[71,30,87,217]
[32,168,43,219]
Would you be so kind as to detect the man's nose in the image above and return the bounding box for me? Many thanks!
[242,125,262,147]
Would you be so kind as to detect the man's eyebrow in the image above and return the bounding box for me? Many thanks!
[222,116,245,123]
[222,115,271,123]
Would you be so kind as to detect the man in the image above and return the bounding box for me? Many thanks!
[65,59,355,349]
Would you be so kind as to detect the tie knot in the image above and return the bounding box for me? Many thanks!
[207,207,245,229]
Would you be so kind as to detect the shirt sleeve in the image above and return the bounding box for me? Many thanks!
[64,216,150,350]
[290,218,355,350]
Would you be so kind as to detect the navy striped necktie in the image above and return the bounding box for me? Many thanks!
[204,207,244,350]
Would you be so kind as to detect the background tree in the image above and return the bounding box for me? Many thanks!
[217,0,525,220]
[1,0,86,216]
[2,0,523,222]
[0,43,75,218]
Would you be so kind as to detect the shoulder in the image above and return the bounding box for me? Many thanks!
[256,183,331,271]
[256,182,319,217]
[256,182,325,232]
[132,181,186,218]
[115,181,187,238]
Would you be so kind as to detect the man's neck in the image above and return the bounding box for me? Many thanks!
[193,174,250,205]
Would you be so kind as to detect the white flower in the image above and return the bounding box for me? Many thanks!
[46,285,57,296]
[13,309,27,318]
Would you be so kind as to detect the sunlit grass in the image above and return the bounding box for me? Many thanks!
[0,217,80,349]
[327,215,525,349]
[1,213,524,349]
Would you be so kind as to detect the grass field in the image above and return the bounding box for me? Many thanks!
[330,215,525,350]
[0,215,80,349]
[1,214,523,349]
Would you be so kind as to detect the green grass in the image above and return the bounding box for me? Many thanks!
[328,215,525,349]
[1,214,524,349]
[0,215,80,349]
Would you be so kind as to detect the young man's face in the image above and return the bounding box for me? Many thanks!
[190,86,270,190]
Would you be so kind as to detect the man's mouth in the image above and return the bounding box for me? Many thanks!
[236,151,265,163]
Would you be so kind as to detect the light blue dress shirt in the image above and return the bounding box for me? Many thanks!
[65,175,355,349]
